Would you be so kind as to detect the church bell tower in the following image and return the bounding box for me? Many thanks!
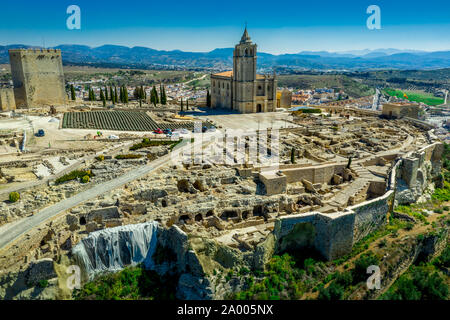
[233,27,257,112]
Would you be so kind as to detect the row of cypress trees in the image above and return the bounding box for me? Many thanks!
[70,83,171,107]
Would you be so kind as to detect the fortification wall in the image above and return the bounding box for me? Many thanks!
[9,49,67,108]
[274,211,355,260]
[273,139,444,260]
[0,88,16,111]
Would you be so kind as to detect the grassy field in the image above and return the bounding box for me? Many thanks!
[383,88,444,106]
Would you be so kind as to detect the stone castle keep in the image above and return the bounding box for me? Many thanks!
[9,49,67,108]
[210,28,277,113]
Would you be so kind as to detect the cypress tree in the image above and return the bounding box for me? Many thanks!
[70,84,76,101]
[206,89,211,107]
[114,86,118,103]
[110,87,114,102]
[186,99,189,110]
[123,86,128,104]
[161,85,167,105]
[180,99,183,112]
[291,147,296,164]
[100,89,106,107]
[347,156,352,169]
[105,87,108,100]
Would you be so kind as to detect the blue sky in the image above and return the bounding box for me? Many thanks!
[0,0,449,54]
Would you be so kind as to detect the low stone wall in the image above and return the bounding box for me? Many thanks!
[281,162,346,184]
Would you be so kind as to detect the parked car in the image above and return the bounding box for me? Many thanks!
[153,128,164,134]
[175,128,189,135]
[35,129,45,137]
[163,129,172,135]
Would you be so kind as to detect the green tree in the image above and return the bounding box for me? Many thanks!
[180,99,184,112]
[100,89,106,107]
[347,156,352,169]
[318,282,344,300]
[110,86,114,103]
[206,89,211,107]
[160,84,167,105]
[104,87,108,100]
[100,88,105,102]
[290,147,296,164]
[114,86,118,103]
[123,86,128,104]
[9,192,20,203]
[70,84,76,101]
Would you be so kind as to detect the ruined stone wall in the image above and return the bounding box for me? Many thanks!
[349,191,391,243]
[9,49,67,108]
[396,142,443,205]
[274,211,355,261]
[281,163,346,184]
[0,88,16,111]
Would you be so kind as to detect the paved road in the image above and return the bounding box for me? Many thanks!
[0,139,192,251]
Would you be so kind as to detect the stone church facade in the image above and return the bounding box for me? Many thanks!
[210,28,277,113]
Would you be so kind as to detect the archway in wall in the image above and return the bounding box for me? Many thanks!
[257,104,262,112]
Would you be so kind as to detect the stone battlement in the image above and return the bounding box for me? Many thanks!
[8,48,61,54]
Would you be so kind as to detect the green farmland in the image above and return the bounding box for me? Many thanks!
[383,88,444,106]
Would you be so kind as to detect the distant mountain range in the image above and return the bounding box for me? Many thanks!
[1,44,449,70]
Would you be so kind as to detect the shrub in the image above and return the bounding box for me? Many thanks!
[353,252,380,284]
[56,170,93,184]
[335,271,353,287]
[73,266,177,300]
[95,155,105,161]
[378,239,387,248]
[443,206,449,211]
[405,222,414,231]
[130,139,176,151]
[432,247,450,269]
[81,175,90,184]
[318,281,344,300]
[9,192,20,203]
[38,279,49,288]
[115,154,143,160]
[433,208,444,214]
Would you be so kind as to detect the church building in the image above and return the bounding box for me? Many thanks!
[210,28,277,113]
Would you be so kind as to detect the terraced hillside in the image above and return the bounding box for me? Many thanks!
[62,111,211,131]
